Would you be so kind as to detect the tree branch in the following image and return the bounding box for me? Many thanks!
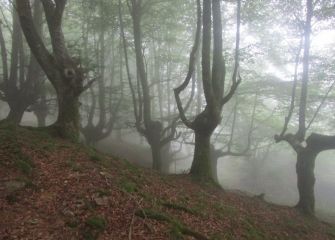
[15,0,55,82]
[81,77,98,93]
[221,0,241,106]
[278,37,303,138]
[306,79,335,131]
[173,0,201,129]
[307,133,335,152]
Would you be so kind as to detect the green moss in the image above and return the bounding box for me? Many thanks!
[67,159,81,172]
[66,218,80,228]
[122,160,139,173]
[82,231,96,240]
[16,159,33,175]
[6,194,18,204]
[169,225,184,239]
[87,148,104,162]
[135,209,173,222]
[327,226,335,238]
[90,154,102,162]
[213,202,238,219]
[83,214,107,240]
[119,179,137,193]
[86,215,107,230]
[96,188,111,197]
[135,209,209,240]
[210,232,234,240]
[243,219,265,240]
[162,202,199,216]
[42,141,56,151]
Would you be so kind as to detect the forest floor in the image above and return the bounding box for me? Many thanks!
[0,123,335,240]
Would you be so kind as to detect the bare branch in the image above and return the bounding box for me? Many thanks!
[227,97,238,151]
[81,77,98,93]
[278,37,303,137]
[306,79,335,130]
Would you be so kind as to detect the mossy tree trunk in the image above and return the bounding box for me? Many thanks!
[190,108,220,182]
[191,131,213,181]
[55,87,80,140]
[296,149,316,215]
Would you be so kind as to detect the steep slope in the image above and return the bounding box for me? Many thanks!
[0,123,334,240]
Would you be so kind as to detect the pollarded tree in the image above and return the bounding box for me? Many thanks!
[81,0,123,145]
[275,0,335,215]
[174,0,242,182]
[119,0,179,171]
[15,0,95,140]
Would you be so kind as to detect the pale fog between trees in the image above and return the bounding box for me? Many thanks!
[0,0,335,222]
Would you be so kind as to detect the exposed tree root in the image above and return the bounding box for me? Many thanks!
[135,209,209,240]
[162,202,198,215]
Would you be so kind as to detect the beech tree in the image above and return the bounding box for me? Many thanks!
[175,0,242,182]
[120,0,179,171]
[15,0,95,140]
[81,0,123,145]
[275,0,335,215]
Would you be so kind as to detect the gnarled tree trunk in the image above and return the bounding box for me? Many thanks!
[16,0,93,141]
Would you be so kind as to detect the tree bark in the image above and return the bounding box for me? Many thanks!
[296,149,316,215]
[35,109,47,127]
[151,143,162,172]
[55,88,80,140]
[6,104,26,125]
[210,153,219,184]
[191,130,213,181]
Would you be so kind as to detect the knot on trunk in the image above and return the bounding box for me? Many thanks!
[64,68,76,80]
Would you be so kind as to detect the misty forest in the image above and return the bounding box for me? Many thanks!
[0,0,335,239]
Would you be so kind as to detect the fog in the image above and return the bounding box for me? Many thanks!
[4,107,335,223]
[93,129,335,223]
[1,0,335,225]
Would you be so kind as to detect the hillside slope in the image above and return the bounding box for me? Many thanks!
[0,124,334,240]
